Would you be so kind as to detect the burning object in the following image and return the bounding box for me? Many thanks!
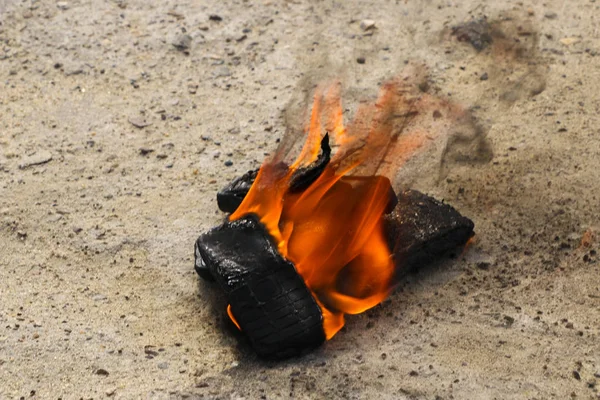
[194,79,475,358]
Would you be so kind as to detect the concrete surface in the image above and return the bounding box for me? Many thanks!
[1,0,599,399]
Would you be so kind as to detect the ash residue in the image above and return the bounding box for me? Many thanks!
[440,114,493,176]
[451,18,493,51]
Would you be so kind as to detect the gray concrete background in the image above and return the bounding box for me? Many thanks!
[1,0,599,398]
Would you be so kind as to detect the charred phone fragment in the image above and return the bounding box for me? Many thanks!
[195,174,474,359]
[386,190,475,281]
[216,168,258,214]
[195,215,325,358]
[217,134,332,214]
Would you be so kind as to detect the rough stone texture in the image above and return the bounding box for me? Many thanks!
[0,0,599,399]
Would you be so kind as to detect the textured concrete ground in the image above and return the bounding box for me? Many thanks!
[1,0,599,399]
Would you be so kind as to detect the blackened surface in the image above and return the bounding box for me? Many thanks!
[216,169,258,214]
[215,135,331,214]
[384,190,475,281]
[385,185,399,214]
[194,215,325,358]
[451,18,493,51]
[289,133,331,193]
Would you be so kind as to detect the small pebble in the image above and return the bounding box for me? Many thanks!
[476,261,491,270]
[224,160,233,167]
[172,34,192,53]
[560,37,580,46]
[188,83,198,94]
[480,72,488,81]
[214,66,231,77]
[356,57,366,64]
[359,19,376,31]
[19,151,52,169]
[128,117,152,129]
[64,66,84,76]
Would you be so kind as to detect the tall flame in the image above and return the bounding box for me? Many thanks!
[230,79,429,339]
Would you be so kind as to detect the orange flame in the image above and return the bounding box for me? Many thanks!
[229,78,430,339]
